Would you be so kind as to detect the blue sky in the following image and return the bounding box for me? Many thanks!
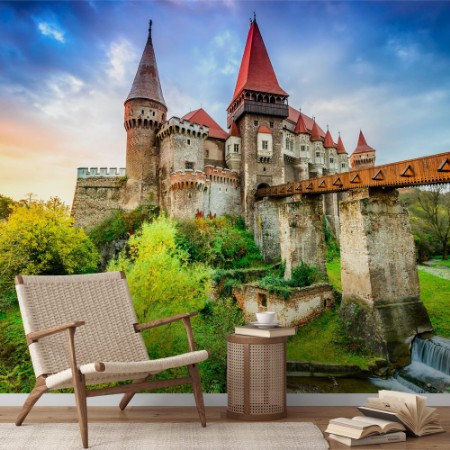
[1,0,450,204]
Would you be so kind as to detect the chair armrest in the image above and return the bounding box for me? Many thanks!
[133,312,197,332]
[26,321,85,345]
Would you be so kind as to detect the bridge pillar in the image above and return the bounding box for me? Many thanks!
[254,197,281,263]
[339,188,432,367]
[278,194,327,279]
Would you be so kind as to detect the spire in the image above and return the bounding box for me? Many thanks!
[126,20,166,107]
[231,20,288,103]
[294,112,308,134]
[310,119,322,142]
[323,129,335,148]
[336,135,347,154]
[352,130,375,154]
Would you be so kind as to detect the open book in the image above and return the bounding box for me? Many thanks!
[325,416,405,439]
[358,390,445,437]
[328,431,406,447]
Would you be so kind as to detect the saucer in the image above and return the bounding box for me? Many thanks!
[250,321,280,328]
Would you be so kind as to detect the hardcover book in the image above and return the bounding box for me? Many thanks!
[234,325,296,338]
[328,431,406,447]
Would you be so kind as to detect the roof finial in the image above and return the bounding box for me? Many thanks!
[254,11,256,22]
[148,19,153,43]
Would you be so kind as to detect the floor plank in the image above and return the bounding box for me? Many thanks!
[0,406,449,449]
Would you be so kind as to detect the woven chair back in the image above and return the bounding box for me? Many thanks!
[16,272,149,378]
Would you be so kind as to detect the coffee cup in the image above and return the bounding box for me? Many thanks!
[255,311,276,324]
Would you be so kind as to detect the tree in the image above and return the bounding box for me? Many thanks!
[0,197,99,294]
[0,195,16,221]
[402,187,450,260]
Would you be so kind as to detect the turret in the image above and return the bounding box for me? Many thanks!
[349,130,376,169]
[123,20,167,208]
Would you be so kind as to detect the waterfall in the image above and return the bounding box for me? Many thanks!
[371,336,450,393]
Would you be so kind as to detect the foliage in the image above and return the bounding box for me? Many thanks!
[417,269,450,337]
[108,215,211,330]
[0,197,99,297]
[326,259,342,292]
[257,262,321,300]
[176,216,264,269]
[0,308,35,393]
[0,195,16,221]
[193,297,245,392]
[88,204,159,248]
[400,187,450,260]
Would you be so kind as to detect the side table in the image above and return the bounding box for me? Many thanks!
[227,333,287,420]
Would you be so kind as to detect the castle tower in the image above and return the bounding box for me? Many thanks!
[349,130,376,169]
[123,20,167,208]
[227,17,289,229]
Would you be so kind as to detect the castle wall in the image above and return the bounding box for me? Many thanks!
[204,138,225,167]
[72,168,126,230]
[204,167,241,217]
[254,197,281,263]
[169,170,207,219]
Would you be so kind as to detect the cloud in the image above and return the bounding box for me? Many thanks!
[37,22,65,43]
[107,38,138,83]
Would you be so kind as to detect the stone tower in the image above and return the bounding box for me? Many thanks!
[349,130,376,169]
[123,20,167,209]
[227,18,289,228]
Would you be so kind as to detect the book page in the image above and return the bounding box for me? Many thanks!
[351,415,405,432]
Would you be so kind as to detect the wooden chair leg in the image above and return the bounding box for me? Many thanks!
[188,364,206,427]
[119,376,148,411]
[15,376,48,426]
[73,372,88,449]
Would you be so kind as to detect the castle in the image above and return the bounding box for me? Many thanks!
[72,18,376,232]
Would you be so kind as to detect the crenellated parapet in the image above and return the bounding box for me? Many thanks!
[204,165,240,187]
[169,170,209,191]
[77,167,126,178]
[157,117,209,140]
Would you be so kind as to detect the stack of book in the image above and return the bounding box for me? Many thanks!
[234,324,296,338]
[326,390,445,447]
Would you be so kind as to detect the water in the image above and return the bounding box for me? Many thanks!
[371,336,450,393]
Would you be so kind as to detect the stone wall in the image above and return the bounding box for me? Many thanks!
[233,282,334,327]
[254,197,281,263]
[72,175,125,230]
[278,194,327,279]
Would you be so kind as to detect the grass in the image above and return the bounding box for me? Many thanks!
[429,258,450,268]
[417,270,450,337]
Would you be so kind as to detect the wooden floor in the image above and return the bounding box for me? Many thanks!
[1,406,449,449]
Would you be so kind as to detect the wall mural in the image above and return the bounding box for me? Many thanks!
[1,1,450,396]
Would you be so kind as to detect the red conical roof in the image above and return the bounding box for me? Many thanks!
[336,135,347,154]
[352,130,375,154]
[323,129,335,148]
[232,20,288,103]
[310,120,322,142]
[126,21,166,107]
[294,112,308,134]
[182,108,228,140]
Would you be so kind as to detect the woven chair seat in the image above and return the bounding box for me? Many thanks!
[46,349,209,389]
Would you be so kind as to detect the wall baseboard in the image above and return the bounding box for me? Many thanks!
[1,393,449,407]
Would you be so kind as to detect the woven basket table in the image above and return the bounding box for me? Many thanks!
[227,333,287,420]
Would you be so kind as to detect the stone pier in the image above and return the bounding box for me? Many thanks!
[339,188,432,367]
[278,194,326,279]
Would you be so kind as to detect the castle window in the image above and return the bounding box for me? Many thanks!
[301,145,306,152]
[205,150,209,158]
[153,112,155,116]
[330,158,334,163]
[341,163,346,168]
[227,144,231,153]
[187,139,191,145]
[262,140,268,150]
[254,120,259,126]
[185,161,194,170]
[234,144,239,153]
[269,121,274,128]
[316,152,320,158]
[141,110,144,115]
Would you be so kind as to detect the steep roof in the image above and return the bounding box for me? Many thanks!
[232,19,288,103]
[352,130,375,154]
[229,121,241,138]
[287,107,326,138]
[310,120,322,142]
[336,135,347,154]
[323,129,335,148]
[181,108,228,140]
[294,112,308,134]
[126,21,166,107]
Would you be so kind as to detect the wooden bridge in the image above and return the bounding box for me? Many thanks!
[255,152,450,198]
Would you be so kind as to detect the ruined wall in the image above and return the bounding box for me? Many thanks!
[204,138,225,168]
[72,168,126,230]
[278,194,327,279]
[233,283,334,327]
